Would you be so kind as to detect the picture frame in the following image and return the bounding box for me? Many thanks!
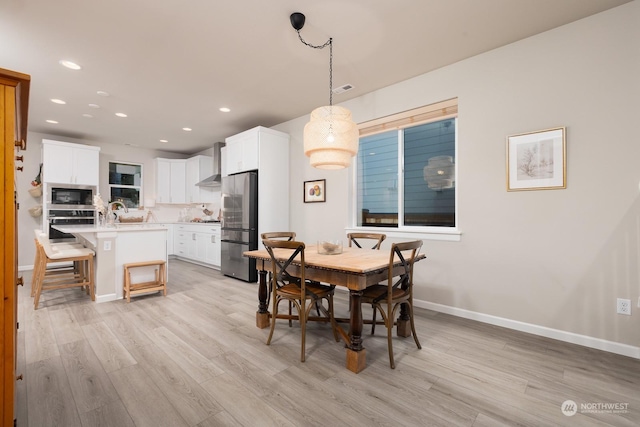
[304,179,326,203]
[506,127,566,191]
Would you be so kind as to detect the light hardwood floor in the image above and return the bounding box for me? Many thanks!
[16,259,640,426]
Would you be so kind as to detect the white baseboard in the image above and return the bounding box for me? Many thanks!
[414,299,640,360]
[95,294,118,303]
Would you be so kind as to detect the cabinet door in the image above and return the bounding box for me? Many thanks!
[205,232,221,266]
[242,136,259,171]
[43,143,73,184]
[170,161,186,203]
[225,141,242,175]
[73,146,100,186]
[156,160,171,204]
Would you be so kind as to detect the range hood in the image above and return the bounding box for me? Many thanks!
[196,141,226,187]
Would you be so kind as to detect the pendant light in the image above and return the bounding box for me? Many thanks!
[290,12,359,169]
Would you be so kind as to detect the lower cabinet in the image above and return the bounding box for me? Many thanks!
[173,224,220,268]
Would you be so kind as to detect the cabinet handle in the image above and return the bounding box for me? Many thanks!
[211,235,216,243]
[15,155,24,162]
[16,276,24,287]
[16,166,23,171]
[14,139,26,150]
[192,233,196,240]
[16,374,23,381]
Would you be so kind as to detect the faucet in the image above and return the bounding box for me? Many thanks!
[107,201,128,224]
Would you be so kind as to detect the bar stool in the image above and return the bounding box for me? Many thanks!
[31,229,85,297]
[32,232,95,309]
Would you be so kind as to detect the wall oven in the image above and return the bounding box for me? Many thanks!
[46,185,96,241]
[48,185,94,208]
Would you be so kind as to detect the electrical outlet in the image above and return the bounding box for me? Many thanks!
[617,298,631,315]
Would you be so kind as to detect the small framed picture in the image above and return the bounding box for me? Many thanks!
[304,179,326,203]
[506,127,566,191]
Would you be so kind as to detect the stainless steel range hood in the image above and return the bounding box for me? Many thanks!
[196,141,225,187]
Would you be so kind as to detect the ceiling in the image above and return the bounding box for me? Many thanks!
[0,0,631,154]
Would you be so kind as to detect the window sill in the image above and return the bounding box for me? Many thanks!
[345,226,461,242]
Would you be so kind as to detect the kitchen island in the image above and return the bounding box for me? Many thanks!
[51,224,168,302]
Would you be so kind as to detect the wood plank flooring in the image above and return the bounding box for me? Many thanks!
[16,259,640,426]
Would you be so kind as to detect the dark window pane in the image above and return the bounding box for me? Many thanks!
[357,131,398,227]
[110,187,139,208]
[404,119,455,226]
[109,163,141,186]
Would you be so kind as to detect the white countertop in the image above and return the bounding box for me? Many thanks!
[52,224,169,233]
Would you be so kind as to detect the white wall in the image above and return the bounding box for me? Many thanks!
[274,1,640,356]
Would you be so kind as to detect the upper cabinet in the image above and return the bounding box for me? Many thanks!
[155,158,186,204]
[224,130,260,175]
[42,139,100,186]
[186,155,214,204]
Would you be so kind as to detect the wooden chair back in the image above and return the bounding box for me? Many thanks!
[261,231,296,241]
[347,232,386,250]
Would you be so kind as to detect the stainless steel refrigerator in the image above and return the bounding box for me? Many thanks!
[221,171,258,282]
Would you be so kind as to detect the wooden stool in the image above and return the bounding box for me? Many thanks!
[123,260,167,302]
[33,234,95,310]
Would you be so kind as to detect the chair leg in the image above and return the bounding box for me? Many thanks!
[408,303,421,349]
[387,318,395,369]
[328,295,339,342]
[300,299,307,362]
[371,305,377,335]
[266,297,279,345]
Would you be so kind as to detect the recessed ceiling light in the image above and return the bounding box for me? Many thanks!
[182,127,192,132]
[96,91,109,97]
[115,112,127,118]
[82,114,93,118]
[46,120,59,124]
[59,60,81,70]
[159,139,168,143]
[219,107,230,113]
[88,103,100,108]
[51,98,66,104]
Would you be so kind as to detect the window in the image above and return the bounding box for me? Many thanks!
[355,98,457,232]
[108,162,142,209]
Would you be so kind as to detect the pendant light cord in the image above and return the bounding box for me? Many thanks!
[295,30,333,106]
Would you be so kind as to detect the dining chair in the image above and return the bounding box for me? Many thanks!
[347,232,386,320]
[263,239,339,362]
[359,239,423,368]
[347,232,386,250]
[261,231,296,241]
[261,232,297,319]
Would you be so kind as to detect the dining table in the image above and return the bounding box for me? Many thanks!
[244,244,425,373]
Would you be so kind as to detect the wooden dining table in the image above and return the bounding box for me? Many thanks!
[244,244,425,373]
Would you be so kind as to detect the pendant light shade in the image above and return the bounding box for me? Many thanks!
[291,12,359,169]
[304,105,359,169]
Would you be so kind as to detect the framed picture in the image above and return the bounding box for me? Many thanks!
[304,179,326,203]
[506,127,566,191]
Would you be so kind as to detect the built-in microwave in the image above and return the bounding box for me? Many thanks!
[48,185,94,208]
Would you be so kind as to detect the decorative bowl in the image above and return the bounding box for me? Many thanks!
[317,240,343,255]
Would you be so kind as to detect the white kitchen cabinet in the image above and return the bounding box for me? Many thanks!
[224,131,259,175]
[186,155,215,204]
[42,139,100,186]
[158,224,174,255]
[155,158,186,204]
[173,224,220,268]
[224,126,290,247]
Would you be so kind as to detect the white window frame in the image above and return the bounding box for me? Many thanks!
[348,98,461,241]
[108,161,143,210]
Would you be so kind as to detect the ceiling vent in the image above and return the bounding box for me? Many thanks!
[332,84,354,95]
